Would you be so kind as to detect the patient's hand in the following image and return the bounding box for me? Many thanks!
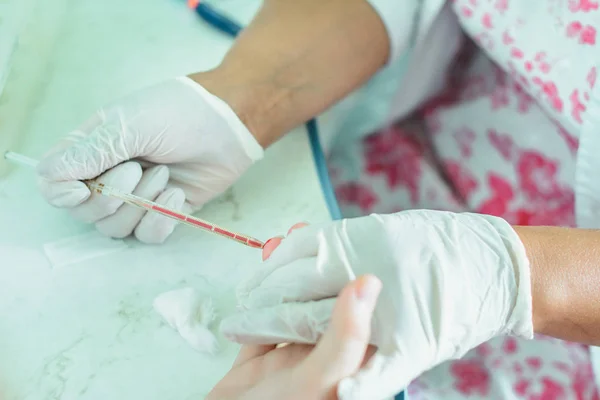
[207,271,381,400]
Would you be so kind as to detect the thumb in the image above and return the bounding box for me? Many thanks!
[37,110,133,182]
[301,275,382,386]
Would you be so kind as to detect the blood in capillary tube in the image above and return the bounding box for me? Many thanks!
[247,239,264,249]
[186,218,214,230]
[152,205,184,220]
[149,204,264,248]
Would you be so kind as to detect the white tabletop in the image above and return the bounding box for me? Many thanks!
[0,1,330,399]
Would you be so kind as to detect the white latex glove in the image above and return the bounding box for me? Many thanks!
[220,210,533,400]
[36,77,263,243]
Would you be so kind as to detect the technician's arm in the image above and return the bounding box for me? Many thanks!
[37,0,398,244]
[191,0,391,147]
[517,226,600,346]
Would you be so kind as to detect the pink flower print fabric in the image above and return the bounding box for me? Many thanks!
[327,0,599,398]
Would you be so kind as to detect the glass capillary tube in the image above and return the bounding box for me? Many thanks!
[4,151,265,249]
[87,181,264,248]
[4,151,38,168]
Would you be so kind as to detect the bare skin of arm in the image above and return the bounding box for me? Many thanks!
[189,0,390,147]
[516,226,600,346]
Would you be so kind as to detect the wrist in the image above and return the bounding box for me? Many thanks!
[189,65,291,148]
[513,226,567,336]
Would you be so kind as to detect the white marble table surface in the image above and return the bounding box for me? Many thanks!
[0,1,330,398]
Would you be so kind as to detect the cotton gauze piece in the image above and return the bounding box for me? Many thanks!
[153,288,219,355]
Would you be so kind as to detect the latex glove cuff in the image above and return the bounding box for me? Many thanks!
[176,76,264,163]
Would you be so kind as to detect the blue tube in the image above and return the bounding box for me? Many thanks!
[193,3,242,37]
[306,119,342,220]
[191,3,405,398]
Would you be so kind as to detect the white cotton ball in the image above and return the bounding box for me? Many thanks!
[153,288,219,354]
[197,297,217,327]
[179,323,219,355]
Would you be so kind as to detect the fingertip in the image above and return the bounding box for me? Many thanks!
[333,275,381,337]
[287,222,309,236]
[95,165,171,239]
[258,222,309,261]
[38,178,91,208]
[60,187,92,208]
[135,188,186,244]
[301,278,379,385]
[323,275,382,360]
[149,164,170,183]
[69,161,146,224]
[111,161,143,185]
[166,187,186,210]
[95,222,131,240]
[135,221,171,245]
[262,236,283,261]
[353,275,382,308]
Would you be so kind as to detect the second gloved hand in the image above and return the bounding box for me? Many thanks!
[36,77,263,243]
[220,210,534,400]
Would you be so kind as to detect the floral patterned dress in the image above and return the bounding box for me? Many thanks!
[329,1,599,398]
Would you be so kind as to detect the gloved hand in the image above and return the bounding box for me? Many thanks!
[36,77,263,243]
[220,210,533,400]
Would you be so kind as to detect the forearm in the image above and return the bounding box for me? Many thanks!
[516,226,600,345]
[190,0,390,147]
